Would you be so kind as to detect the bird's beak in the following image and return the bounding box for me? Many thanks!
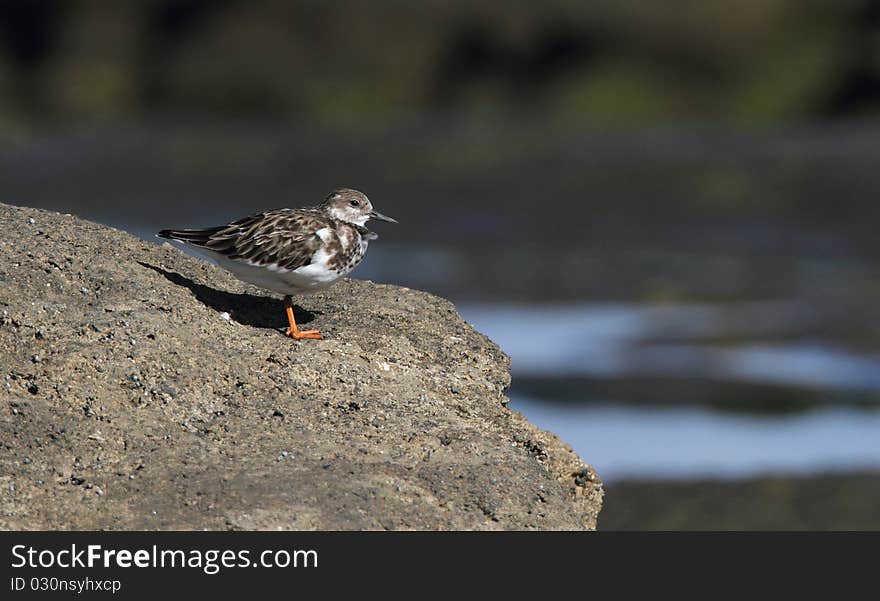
[369,210,398,223]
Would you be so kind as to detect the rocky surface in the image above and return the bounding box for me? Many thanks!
[0,202,602,530]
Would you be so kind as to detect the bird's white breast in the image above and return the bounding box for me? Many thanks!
[190,229,368,296]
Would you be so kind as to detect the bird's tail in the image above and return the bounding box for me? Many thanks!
[156,227,224,247]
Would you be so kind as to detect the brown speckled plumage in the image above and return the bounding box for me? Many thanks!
[161,208,370,272]
[158,189,392,280]
[158,188,396,339]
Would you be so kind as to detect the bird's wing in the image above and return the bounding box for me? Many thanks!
[159,209,328,271]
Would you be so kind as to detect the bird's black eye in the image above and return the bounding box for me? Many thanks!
[349,199,360,207]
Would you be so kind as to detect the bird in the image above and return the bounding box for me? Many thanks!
[157,188,396,340]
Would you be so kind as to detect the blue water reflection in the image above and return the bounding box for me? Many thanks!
[462,303,880,481]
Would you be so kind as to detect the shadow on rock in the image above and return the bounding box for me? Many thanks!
[137,261,315,330]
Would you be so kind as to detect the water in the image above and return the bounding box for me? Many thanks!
[461,304,880,481]
[511,398,880,482]
[459,303,880,390]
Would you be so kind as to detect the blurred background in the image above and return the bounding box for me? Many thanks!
[2,0,880,529]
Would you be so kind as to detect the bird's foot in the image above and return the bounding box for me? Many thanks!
[286,327,322,340]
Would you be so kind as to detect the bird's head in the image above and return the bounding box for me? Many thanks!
[321,188,397,227]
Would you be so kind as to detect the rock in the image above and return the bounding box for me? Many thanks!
[0,203,602,530]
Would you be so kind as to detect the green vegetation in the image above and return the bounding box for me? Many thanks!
[1,0,878,129]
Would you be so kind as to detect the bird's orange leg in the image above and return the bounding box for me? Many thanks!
[284,295,322,340]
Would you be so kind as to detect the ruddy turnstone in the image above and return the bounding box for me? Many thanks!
[158,188,396,340]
